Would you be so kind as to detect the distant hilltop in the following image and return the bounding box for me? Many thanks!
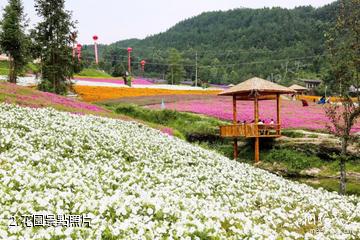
[81,1,339,86]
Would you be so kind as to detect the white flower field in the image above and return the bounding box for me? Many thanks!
[0,103,359,239]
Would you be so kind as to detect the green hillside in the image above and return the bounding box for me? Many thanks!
[75,68,112,78]
[82,2,339,85]
[0,61,40,76]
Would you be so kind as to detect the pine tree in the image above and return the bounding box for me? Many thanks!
[0,0,27,83]
[34,0,76,94]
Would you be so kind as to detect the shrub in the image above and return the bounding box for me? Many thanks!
[308,134,319,138]
[76,68,112,78]
[282,130,305,138]
[265,149,322,171]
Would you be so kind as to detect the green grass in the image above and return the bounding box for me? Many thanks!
[327,159,360,173]
[75,68,112,78]
[0,61,41,76]
[265,149,323,172]
[25,62,40,74]
[282,130,305,138]
[294,177,360,196]
[108,103,226,141]
[307,134,319,138]
[0,61,9,75]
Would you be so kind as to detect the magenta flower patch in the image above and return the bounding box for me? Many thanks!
[148,96,360,133]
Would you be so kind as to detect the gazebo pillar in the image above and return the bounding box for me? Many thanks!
[233,96,238,160]
[276,94,281,135]
[254,96,259,162]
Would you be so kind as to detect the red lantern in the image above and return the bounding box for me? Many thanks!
[140,60,146,72]
[127,47,132,53]
[93,35,98,41]
[76,44,82,61]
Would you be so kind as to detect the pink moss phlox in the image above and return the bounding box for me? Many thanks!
[40,92,104,112]
[161,127,173,136]
[148,96,360,133]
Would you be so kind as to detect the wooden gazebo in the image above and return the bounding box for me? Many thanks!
[289,84,308,95]
[218,77,296,162]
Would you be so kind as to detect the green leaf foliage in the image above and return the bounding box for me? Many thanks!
[0,0,28,83]
[33,0,76,94]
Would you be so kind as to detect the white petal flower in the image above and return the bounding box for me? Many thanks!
[0,103,358,239]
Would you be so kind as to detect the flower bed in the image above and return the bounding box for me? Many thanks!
[74,86,220,102]
[0,103,359,239]
[0,82,106,114]
[74,77,154,85]
[100,94,216,106]
[147,96,360,132]
[0,83,174,135]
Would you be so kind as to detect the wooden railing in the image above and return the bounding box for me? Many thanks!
[219,125,246,137]
[219,124,281,138]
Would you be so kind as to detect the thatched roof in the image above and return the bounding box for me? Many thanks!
[289,84,308,91]
[219,77,296,97]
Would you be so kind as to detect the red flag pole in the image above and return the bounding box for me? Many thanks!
[76,44,82,62]
[127,47,132,74]
[93,35,99,64]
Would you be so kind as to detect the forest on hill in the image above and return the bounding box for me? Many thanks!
[81,1,339,88]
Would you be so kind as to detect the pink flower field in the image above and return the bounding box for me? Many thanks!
[0,82,108,115]
[0,82,175,135]
[73,77,154,85]
[148,96,360,132]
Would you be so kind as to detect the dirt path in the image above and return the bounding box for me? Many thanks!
[277,130,359,155]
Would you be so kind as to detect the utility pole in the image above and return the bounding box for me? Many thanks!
[325,85,327,99]
[195,51,198,87]
[171,67,174,85]
[93,35,99,65]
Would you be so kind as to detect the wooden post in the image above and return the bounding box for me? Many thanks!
[233,96,237,124]
[254,96,259,123]
[254,96,260,163]
[233,96,238,160]
[234,138,238,160]
[255,137,259,163]
[276,94,281,135]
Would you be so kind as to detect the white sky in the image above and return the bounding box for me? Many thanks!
[0,0,335,44]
